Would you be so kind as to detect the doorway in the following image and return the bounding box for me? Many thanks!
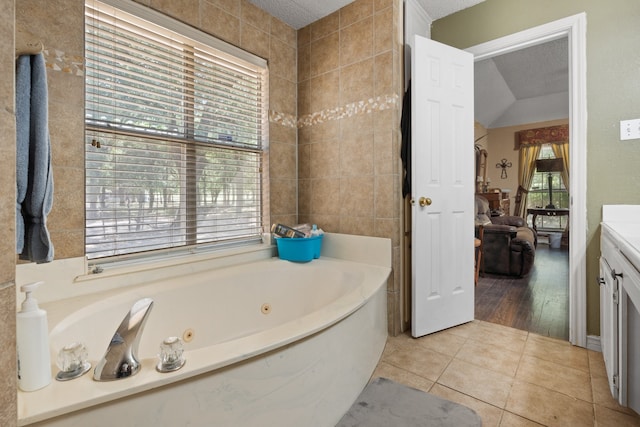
[401,13,587,347]
[467,13,588,347]
[473,37,570,340]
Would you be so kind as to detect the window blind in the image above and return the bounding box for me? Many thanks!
[85,0,268,260]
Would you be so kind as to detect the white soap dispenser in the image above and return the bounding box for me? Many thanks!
[17,281,51,391]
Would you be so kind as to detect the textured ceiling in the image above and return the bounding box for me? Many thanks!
[247,0,485,29]
[475,37,569,128]
[247,0,354,30]
[493,37,568,100]
[416,0,485,20]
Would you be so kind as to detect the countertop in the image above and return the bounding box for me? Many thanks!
[602,205,640,307]
[602,205,640,272]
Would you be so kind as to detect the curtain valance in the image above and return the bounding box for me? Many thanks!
[516,124,569,148]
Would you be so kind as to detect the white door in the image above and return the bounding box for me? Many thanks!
[411,35,475,338]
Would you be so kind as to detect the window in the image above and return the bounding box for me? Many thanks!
[85,0,268,260]
[527,144,568,230]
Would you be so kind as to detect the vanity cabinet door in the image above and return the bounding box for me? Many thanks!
[617,255,640,414]
[599,255,619,400]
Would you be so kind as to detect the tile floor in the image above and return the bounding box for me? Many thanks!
[372,320,640,426]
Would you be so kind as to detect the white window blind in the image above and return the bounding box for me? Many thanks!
[85,0,268,260]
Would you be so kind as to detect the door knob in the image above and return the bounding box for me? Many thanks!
[419,197,432,207]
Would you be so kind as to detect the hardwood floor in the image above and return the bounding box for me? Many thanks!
[475,241,569,341]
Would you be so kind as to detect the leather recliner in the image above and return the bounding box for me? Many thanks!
[475,195,537,277]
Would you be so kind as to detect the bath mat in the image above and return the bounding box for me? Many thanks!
[336,377,482,427]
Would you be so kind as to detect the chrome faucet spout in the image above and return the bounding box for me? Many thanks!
[93,297,154,381]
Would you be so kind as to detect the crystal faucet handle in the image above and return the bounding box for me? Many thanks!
[156,336,186,372]
[56,342,91,381]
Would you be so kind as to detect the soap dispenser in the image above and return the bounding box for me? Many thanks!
[17,281,51,391]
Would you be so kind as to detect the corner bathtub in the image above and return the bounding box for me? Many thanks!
[18,234,391,427]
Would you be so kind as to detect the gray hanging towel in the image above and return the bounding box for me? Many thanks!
[16,53,54,263]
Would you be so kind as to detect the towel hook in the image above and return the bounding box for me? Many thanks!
[91,139,101,149]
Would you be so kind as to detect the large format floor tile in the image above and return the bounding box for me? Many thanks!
[523,333,590,372]
[438,358,514,408]
[382,345,452,382]
[372,320,640,427]
[505,380,594,426]
[455,338,522,377]
[515,355,592,402]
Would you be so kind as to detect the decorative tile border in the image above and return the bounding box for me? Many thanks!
[43,49,85,76]
[269,93,400,129]
[298,94,399,128]
[268,110,297,129]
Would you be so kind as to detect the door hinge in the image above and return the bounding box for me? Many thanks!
[613,374,619,389]
[613,289,619,305]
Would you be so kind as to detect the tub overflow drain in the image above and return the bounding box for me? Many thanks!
[182,328,195,343]
[261,303,272,315]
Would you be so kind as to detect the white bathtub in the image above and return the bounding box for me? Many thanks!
[17,233,391,426]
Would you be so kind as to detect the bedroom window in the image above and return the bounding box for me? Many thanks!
[84,0,268,260]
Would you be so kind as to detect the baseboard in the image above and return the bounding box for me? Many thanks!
[586,335,601,352]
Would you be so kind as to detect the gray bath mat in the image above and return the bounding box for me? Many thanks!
[336,377,482,427]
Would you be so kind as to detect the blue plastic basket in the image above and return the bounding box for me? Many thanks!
[275,234,323,262]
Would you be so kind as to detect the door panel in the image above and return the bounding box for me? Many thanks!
[411,35,474,338]
[599,255,619,399]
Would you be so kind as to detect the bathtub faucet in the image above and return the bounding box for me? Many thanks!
[93,298,154,381]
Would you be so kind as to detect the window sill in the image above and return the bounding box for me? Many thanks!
[78,237,276,285]
[16,236,276,308]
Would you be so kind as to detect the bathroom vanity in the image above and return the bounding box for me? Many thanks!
[600,205,640,414]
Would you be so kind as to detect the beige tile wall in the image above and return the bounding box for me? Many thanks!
[5,0,405,418]
[297,0,404,334]
[7,0,297,424]
[1,0,16,423]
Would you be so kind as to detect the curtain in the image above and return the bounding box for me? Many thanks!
[514,144,541,218]
[551,141,571,239]
[514,124,569,218]
[551,141,570,189]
